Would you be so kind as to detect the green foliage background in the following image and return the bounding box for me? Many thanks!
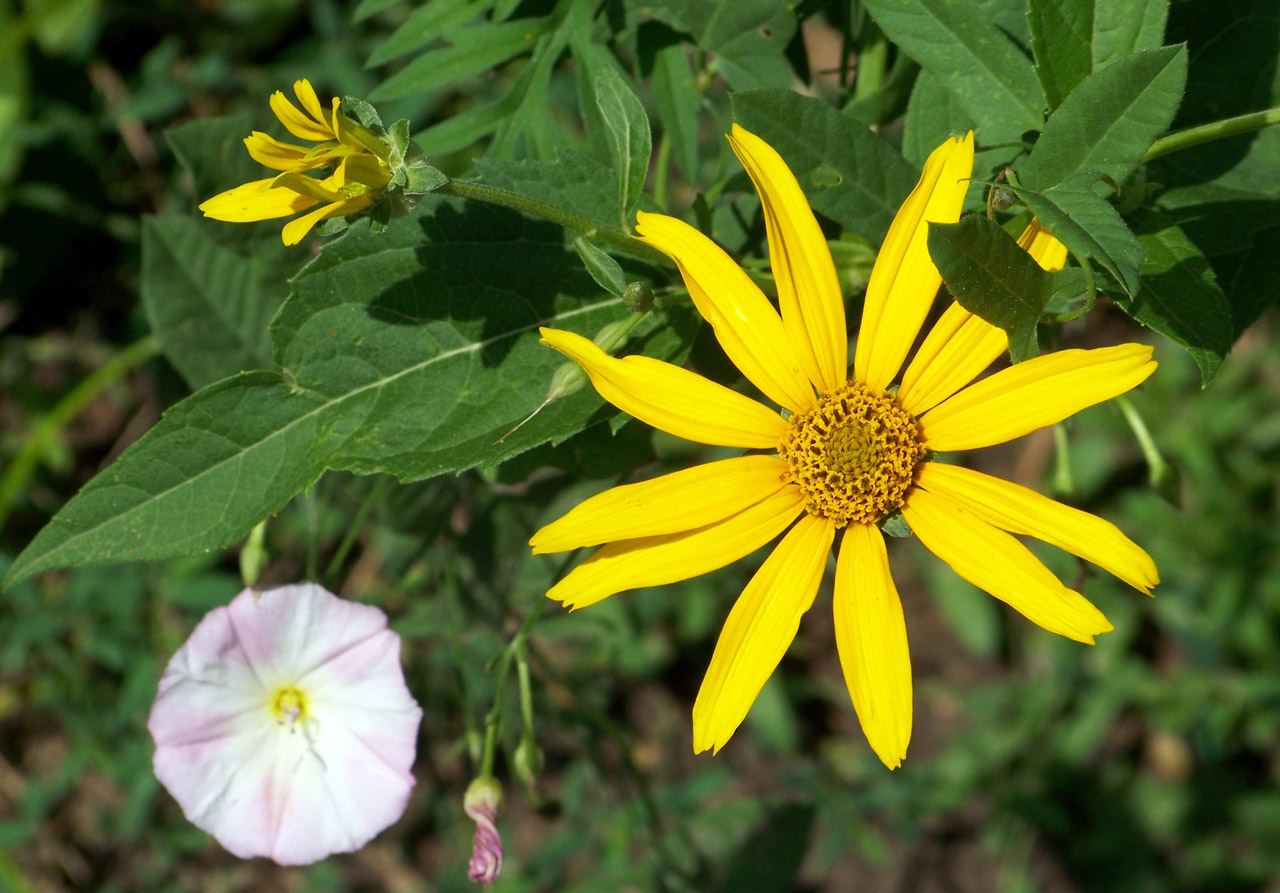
[1,0,1279,890]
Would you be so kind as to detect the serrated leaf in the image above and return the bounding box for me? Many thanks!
[641,0,796,90]
[860,0,1045,145]
[470,148,633,231]
[573,236,627,297]
[369,18,548,102]
[1127,208,1231,385]
[731,89,920,245]
[1011,172,1145,295]
[1028,0,1094,108]
[1092,0,1168,70]
[1018,45,1187,191]
[928,216,1056,361]
[594,66,652,227]
[365,0,481,66]
[5,199,698,587]
[901,70,978,169]
[140,216,288,389]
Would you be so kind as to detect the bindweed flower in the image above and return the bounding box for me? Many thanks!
[463,777,504,884]
[199,80,394,245]
[531,126,1158,769]
[148,583,422,865]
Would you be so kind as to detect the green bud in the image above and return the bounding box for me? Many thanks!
[513,736,544,793]
[546,361,587,402]
[464,776,504,819]
[623,280,654,312]
[239,520,268,586]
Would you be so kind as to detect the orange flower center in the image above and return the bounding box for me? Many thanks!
[779,382,925,527]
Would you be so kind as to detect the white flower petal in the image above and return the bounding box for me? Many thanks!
[149,584,423,865]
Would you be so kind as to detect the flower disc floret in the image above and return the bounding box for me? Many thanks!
[779,381,925,528]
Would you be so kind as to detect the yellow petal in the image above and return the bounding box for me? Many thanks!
[634,211,816,413]
[292,79,329,128]
[244,132,313,171]
[833,523,912,769]
[339,153,392,190]
[901,487,1113,643]
[898,301,1008,415]
[530,455,789,554]
[547,485,806,610]
[270,89,333,142]
[199,177,317,222]
[692,512,834,754]
[271,171,345,204]
[280,195,374,246]
[854,133,974,393]
[1020,217,1069,271]
[728,125,847,394]
[538,327,790,449]
[920,344,1157,452]
[899,218,1071,414]
[916,462,1158,593]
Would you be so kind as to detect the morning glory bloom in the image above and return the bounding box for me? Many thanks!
[148,582,422,865]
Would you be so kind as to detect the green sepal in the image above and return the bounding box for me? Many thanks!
[403,164,448,195]
[317,217,351,237]
[341,95,385,133]
[879,509,912,538]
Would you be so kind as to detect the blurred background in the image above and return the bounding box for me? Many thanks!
[2,1,1279,891]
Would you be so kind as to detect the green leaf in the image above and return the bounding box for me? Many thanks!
[365,0,481,66]
[901,70,978,169]
[928,216,1056,361]
[731,89,920,245]
[641,0,797,90]
[1011,172,1145,295]
[469,148,631,229]
[1028,0,1094,108]
[354,0,404,21]
[1017,45,1187,191]
[165,113,261,207]
[859,0,1045,144]
[573,236,627,297]
[594,66,652,227]
[649,35,702,182]
[368,18,549,101]
[1224,226,1280,338]
[140,216,288,389]
[5,199,698,586]
[1092,0,1168,70]
[1127,209,1231,385]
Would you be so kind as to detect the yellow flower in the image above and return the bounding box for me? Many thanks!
[199,80,392,246]
[530,125,1158,769]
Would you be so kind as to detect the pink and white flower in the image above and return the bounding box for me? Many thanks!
[148,582,423,865]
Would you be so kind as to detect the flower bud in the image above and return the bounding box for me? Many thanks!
[463,777,504,884]
[623,280,654,312]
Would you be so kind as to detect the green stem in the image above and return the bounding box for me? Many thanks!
[1052,425,1074,497]
[853,23,887,100]
[323,476,391,585]
[653,134,672,212]
[1144,106,1280,162]
[438,179,668,265]
[1115,394,1167,486]
[473,552,572,780]
[0,335,158,534]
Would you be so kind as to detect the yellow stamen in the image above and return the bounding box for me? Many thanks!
[271,686,308,728]
[779,382,925,527]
